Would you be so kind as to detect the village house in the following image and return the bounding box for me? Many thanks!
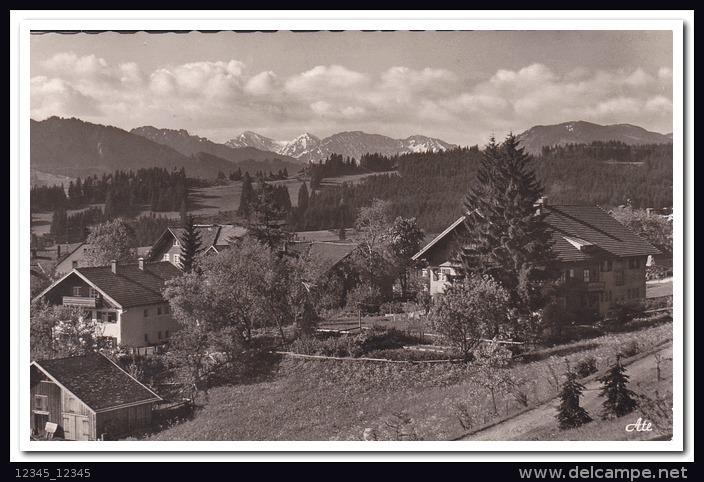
[145,224,247,268]
[412,200,661,315]
[34,259,182,349]
[53,242,151,278]
[30,353,161,440]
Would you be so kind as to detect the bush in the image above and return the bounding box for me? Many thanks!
[290,327,424,358]
[622,340,640,358]
[346,284,382,314]
[366,348,457,361]
[574,356,598,378]
[604,300,646,329]
[289,334,364,358]
[359,326,423,352]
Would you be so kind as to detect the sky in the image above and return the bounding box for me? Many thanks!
[30,29,674,148]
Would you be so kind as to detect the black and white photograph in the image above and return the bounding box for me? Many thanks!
[11,11,691,462]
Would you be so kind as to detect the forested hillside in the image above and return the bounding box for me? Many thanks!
[290,142,672,234]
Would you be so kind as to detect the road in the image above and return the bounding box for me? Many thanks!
[460,343,672,441]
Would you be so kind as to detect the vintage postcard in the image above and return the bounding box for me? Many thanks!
[11,11,691,461]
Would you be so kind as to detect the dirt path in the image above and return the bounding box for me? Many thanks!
[460,342,672,441]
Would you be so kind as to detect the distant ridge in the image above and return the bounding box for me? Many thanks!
[517,121,672,155]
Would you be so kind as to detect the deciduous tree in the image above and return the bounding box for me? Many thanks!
[83,218,137,266]
[430,274,512,360]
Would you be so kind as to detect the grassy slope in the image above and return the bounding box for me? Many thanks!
[148,322,672,442]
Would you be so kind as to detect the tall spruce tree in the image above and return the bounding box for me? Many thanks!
[237,172,254,217]
[598,354,638,419]
[297,182,309,214]
[458,133,559,320]
[557,364,593,430]
[180,214,202,273]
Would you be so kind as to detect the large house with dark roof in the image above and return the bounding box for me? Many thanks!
[34,259,182,348]
[412,200,661,315]
[145,224,247,268]
[30,353,161,440]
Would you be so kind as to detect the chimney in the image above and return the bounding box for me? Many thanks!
[57,244,61,258]
[111,259,117,274]
[138,257,144,270]
[534,196,548,215]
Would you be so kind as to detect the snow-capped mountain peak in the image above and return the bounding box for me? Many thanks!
[225,130,456,163]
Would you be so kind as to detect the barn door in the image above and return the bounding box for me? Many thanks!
[62,414,91,441]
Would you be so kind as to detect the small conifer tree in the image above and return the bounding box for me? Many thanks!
[557,363,593,429]
[597,354,638,419]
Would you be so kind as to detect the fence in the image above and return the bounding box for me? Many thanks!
[274,350,463,364]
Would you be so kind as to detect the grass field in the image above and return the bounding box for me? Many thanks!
[145,319,672,442]
[31,171,395,236]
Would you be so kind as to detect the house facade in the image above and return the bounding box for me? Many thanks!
[412,202,660,315]
[145,224,247,268]
[30,353,161,440]
[34,259,182,349]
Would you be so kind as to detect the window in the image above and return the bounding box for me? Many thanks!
[89,288,99,299]
[67,396,78,413]
[158,331,162,340]
[614,270,624,286]
[636,288,640,298]
[144,334,149,343]
[173,238,180,246]
[627,288,632,299]
[560,270,567,284]
[72,260,78,269]
[164,304,170,315]
[82,419,91,437]
[34,395,48,412]
[165,330,170,338]
[173,254,180,265]
[601,260,613,272]
[569,269,575,278]
[99,311,117,323]
[163,253,170,262]
[143,309,149,318]
[628,258,641,269]
[157,307,162,316]
[72,286,82,297]
[583,269,590,283]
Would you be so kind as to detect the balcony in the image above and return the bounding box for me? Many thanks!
[585,281,605,292]
[62,296,97,308]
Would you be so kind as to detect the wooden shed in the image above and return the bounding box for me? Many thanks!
[30,353,161,440]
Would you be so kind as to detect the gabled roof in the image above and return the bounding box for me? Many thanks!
[146,224,247,260]
[412,215,466,261]
[35,261,181,308]
[31,353,161,412]
[287,241,357,272]
[412,204,661,264]
[544,205,661,261]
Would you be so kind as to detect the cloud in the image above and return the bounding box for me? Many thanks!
[244,71,279,96]
[30,76,101,118]
[31,53,673,145]
[645,95,673,112]
[285,65,369,98]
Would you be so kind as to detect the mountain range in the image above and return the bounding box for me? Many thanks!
[30,117,303,179]
[225,131,457,163]
[30,116,672,180]
[516,121,672,155]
